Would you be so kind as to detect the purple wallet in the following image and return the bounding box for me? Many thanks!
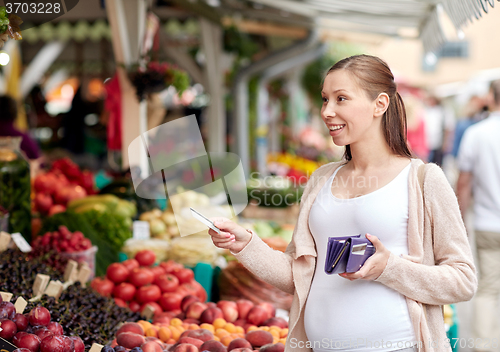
[324,235,376,275]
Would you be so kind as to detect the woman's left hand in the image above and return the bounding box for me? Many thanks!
[339,233,390,281]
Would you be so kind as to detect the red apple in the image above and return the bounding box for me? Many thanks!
[236,299,254,320]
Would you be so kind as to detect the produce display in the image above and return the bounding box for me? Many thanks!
[0,303,86,352]
[67,195,136,227]
[139,209,179,240]
[39,211,132,277]
[0,249,141,350]
[90,251,207,316]
[108,299,288,352]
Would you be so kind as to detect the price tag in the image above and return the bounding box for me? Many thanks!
[14,297,27,314]
[0,336,17,351]
[0,292,12,302]
[32,274,50,297]
[141,304,155,320]
[89,343,103,352]
[10,233,32,253]
[44,281,64,299]
[77,264,92,285]
[63,260,79,283]
[133,221,150,240]
[0,232,11,252]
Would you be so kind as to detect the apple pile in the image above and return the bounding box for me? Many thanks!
[90,251,206,316]
[33,158,94,216]
[0,300,84,352]
[31,226,92,254]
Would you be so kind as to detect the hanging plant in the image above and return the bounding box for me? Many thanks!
[127,61,189,101]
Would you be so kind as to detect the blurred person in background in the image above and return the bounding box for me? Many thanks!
[451,95,489,158]
[404,94,428,160]
[456,80,500,349]
[423,95,455,166]
[0,95,40,159]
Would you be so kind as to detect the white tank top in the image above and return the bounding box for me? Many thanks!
[304,163,416,352]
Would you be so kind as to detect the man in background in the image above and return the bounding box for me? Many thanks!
[457,80,500,349]
[0,95,40,159]
[423,95,455,166]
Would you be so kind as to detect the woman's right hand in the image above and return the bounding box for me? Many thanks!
[208,217,252,254]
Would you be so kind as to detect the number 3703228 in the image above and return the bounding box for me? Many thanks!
[6,2,62,14]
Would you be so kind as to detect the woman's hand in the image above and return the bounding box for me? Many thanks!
[207,217,252,254]
[340,234,390,281]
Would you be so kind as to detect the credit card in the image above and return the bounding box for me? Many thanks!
[190,207,221,234]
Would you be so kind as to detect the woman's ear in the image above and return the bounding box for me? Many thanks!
[374,93,390,117]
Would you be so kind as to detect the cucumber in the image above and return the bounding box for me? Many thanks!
[72,203,109,214]
[67,194,120,211]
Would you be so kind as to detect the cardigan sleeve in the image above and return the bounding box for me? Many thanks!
[375,164,477,305]
[231,168,320,295]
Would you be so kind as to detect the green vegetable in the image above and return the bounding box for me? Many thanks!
[0,148,31,242]
[81,210,132,253]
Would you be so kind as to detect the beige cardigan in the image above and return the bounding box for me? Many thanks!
[234,159,477,352]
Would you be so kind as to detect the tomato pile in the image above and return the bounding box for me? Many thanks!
[33,158,94,216]
[90,250,206,316]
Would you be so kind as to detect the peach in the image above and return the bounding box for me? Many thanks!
[233,319,247,328]
[262,318,287,329]
[227,338,252,351]
[177,336,204,349]
[256,303,275,318]
[236,299,254,320]
[247,306,270,326]
[245,330,273,348]
[173,343,199,352]
[186,302,208,320]
[200,339,226,352]
[181,295,200,313]
[206,302,217,309]
[116,332,146,349]
[217,300,239,322]
[259,342,285,352]
[141,341,163,352]
[116,322,145,336]
[184,318,200,325]
[185,328,214,342]
[200,307,224,324]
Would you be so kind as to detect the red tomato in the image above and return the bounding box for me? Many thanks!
[171,268,194,284]
[128,268,155,287]
[159,292,183,311]
[189,280,207,302]
[159,260,183,274]
[134,250,156,266]
[129,301,141,312]
[177,282,199,298]
[135,284,162,303]
[140,302,162,317]
[122,259,140,272]
[114,298,127,308]
[106,263,130,284]
[150,266,166,279]
[90,277,114,297]
[112,282,136,301]
[154,274,179,293]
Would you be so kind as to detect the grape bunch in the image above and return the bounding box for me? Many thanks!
[0,6,8,34]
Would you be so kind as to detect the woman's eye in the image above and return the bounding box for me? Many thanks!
[337,96,346,102]
[322,97,328,103]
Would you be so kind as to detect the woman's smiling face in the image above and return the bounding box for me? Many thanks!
[321,70,380,147]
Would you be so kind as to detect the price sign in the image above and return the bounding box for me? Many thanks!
[133,221,150,240]
[10,233,32,253]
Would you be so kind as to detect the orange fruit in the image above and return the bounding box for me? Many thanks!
[280,328,288,338]
[273,337,279,344]
[215,328,230,338]
[223,323,236,333]
[145,327,158,338]
[170,318,183,327]
[279,338,287,345]
[220,335,234,347]
[269,329,280,339]
[246,325,258,332]
[166,338,176,345]
[158,327,172,342]
[170,326,182,341]
[213,336,220,342]
[213,318,227,330]
[188,323,200,330]
[200,323,214,333]
[260,326,270,332]
[138,320,152,332]
[235,326,245,334]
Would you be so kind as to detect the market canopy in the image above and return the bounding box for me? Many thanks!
[224,0,499,53]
